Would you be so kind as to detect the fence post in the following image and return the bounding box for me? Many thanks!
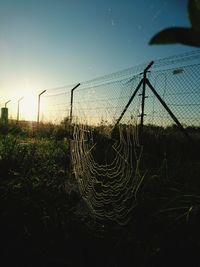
[17,97,24,123]
[112,61,154,140]
[70,83,81,124]
[2,100,11,124]
[37,90,46,126]
[5,100,11,108]
[139,61,154,145]
[114,79,143,128]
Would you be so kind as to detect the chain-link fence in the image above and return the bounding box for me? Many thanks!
[68,51,200,225]
[3,50,200,225]
[37,50,200,132]
[147,63,200,128]
[3,50,200,130]
[40,84,75,124]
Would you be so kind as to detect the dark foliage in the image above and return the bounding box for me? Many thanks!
[0,124,200,266]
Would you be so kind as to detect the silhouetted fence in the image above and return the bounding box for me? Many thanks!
[68,51,200,131]
[3,50,200,131]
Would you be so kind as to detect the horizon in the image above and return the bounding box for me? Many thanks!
[1,49,200,129]
[0,0,199,122]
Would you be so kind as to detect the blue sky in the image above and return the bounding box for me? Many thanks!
[0,0,197,119]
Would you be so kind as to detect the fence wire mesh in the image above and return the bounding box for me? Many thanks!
[32,51,200,225]
[37,50,200,131]
[147,63,200,128]
[9,50,200,226]
[40,84,76,124]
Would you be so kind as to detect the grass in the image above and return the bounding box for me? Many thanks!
[0,122,200,266]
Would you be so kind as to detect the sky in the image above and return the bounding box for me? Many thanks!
[0,0,198,120]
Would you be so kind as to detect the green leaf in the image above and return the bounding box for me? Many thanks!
[149,27,200,47]
[188,0,200,31]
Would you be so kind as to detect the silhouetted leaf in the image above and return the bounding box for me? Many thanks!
[149,27,200,47]
[188,0,200,31]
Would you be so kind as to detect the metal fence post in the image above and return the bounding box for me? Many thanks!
[139,61,154,144]
[70,83,81,124]
[37,90,46,126]
[5,100,11,107]
[17,97,24,123]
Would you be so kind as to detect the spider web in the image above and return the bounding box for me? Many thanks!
[70,57,200,225]
[70,75,144,225]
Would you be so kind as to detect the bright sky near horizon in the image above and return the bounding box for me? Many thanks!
[0,0,198,120]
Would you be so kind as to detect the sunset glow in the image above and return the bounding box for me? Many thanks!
[10,89,38,121]
[0,0,193,124]
[20,91,38,121]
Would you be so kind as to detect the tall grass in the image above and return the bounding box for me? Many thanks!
[0,122,199,266]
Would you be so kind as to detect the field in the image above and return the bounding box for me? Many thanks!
[0,121,200,267]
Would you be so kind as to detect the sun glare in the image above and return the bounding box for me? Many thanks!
[21,92,37,121]
[13,89,38,121]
